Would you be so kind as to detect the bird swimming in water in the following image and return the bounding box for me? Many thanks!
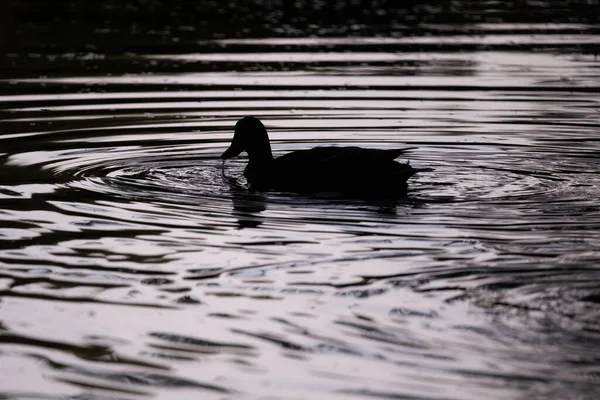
[221,116,430,198]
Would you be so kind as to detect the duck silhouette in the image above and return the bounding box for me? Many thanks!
[221,117,430,198]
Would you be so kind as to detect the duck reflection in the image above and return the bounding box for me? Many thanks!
[222,172,266,228]
[231,191,267,229]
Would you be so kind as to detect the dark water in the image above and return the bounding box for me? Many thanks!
[1,1,600,399]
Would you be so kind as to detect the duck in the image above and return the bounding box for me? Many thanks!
[221,116,430,198]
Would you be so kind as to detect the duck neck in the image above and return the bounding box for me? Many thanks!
[248,146,274,165]
[247,133,274,164]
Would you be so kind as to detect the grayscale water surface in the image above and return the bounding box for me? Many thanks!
[1,1,600,399]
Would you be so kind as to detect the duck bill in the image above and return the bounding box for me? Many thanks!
[221,143,244,160]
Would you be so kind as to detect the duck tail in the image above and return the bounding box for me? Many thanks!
[386,147,418,159]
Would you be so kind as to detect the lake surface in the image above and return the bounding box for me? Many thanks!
[1,1,600,399]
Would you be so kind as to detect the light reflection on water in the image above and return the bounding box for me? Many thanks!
[1,20,600,400]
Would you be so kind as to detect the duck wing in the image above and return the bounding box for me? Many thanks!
[268,146,420,196]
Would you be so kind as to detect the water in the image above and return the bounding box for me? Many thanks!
[1,1,600,399]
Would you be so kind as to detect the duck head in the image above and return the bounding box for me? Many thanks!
[221,117,274,162]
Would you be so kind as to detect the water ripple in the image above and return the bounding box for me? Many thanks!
[2,19,600,400]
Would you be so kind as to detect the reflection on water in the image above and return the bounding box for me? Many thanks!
[1,2,600,399]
